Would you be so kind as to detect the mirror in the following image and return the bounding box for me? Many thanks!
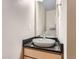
[35,0,57,38]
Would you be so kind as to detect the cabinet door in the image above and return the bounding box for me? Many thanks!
[24,48,62,59]
[24,57,33,59]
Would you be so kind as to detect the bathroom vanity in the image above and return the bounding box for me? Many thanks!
[22,0,64,59]
[23,37,63,59]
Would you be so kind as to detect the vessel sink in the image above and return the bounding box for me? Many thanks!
[32,38,56,47]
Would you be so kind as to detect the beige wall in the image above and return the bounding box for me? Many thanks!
[56,0,67,58]
[2,0,35,59]
[57,2,67,59]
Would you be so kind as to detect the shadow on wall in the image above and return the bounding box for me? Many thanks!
[20,48,23,59]
[3,0,35,59]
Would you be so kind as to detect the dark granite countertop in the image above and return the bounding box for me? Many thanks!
[23,37,64,54]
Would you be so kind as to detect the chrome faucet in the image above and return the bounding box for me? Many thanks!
[43,32,46,39]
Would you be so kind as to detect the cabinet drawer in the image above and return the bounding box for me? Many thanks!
[24,48,61,59]
[24,56,33,59]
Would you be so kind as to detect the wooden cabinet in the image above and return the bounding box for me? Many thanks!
[23,48,62,59]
